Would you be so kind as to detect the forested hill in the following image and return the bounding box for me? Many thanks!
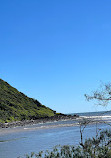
[0,79,56,123]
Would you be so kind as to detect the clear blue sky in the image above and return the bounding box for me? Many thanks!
[0,0,111,113]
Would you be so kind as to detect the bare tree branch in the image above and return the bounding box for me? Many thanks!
[85,83,111,106]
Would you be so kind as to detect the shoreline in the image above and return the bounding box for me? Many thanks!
[0,115,110,136]
[0,114,79,129]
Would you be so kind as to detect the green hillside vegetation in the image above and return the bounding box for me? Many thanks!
[0,79,56,123]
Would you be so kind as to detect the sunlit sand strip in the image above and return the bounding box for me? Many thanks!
[80,115,111,119]
[23,123,80,130]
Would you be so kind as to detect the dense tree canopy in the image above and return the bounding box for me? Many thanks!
[0,79,55,123]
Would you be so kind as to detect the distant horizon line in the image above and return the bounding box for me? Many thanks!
[67,110,111,115]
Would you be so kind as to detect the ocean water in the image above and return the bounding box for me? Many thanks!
[0,111,111,158]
